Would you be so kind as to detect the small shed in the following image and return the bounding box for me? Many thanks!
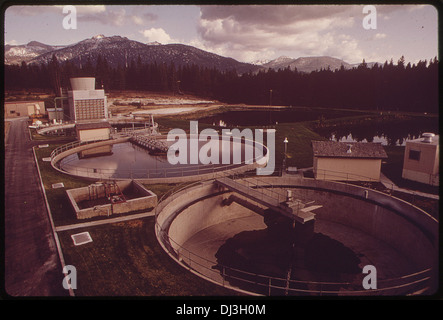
[47,108,65,121]
[75,121,111,142]
[311,141,388,181]
[402,133,439,186]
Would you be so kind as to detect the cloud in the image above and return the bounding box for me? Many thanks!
[6,5,106,16]
[374,33,387,40]
[6,5,157,27]
[196,5,362,62]
[139,28,174,44]
[77,7,157,27]
[5,39,18,45]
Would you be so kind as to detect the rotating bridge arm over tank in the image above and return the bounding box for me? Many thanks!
[214,176,321,224]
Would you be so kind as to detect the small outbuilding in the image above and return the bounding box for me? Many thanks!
[311,140,388,181]
[47,108,65,121]
[4,100,46,118]
[75,121,111,142]
[402,133,439,186]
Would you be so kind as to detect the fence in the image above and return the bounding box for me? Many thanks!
[154,172,437,296]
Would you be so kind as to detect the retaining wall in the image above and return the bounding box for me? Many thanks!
[67,180,157,219]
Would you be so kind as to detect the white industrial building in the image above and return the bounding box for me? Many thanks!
[402,133,439,186]
[4,100,45,118]
[75,121,111,142]
[68,77,108,122]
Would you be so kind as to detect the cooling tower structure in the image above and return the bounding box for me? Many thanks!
[68,77,108,122]
[70,77,96,90]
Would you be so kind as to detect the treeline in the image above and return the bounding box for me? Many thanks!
[4,54,439,113]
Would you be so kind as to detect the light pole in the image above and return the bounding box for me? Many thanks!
[269,89,273,125]
[283,137,288,173]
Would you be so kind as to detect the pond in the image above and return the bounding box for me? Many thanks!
[314,117,439,146]
[198,108,438,147]
[198,108,363,127]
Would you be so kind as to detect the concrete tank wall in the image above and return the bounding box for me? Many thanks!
[168,188,265,253]
[157,177,438,273]
[66,180,157,219]
[287,187,435,270]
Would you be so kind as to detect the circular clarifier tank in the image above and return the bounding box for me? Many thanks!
[55,135,268,182]
[155,177,438,296]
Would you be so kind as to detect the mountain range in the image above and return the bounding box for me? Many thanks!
[4,34,376,74]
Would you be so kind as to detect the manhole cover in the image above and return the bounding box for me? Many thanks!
[52,182,65,189]
[71,232,93,246]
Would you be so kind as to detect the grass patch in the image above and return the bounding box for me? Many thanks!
[34,144,98,226]
[58,217,240,296]
[30,127,76,141]
[273,122,327,169]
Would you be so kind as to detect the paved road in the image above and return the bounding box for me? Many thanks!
[4,117,68,297]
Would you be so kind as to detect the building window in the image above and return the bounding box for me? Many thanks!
[409,150,421,161]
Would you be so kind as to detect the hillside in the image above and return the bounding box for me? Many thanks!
[7,35,259,74]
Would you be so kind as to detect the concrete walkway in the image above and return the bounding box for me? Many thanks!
[55,211,155,232]
[379,173,439,200]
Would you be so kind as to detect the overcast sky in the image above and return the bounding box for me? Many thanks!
[4,4,438,64]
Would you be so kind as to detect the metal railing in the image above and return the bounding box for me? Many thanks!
[311,168,439,201]
[154,177,436,296]
[223,170,285,203]
[50,136,266,180]
[50,135,115,160]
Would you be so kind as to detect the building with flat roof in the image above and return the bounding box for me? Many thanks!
[402,133,439,186]
[68,77,108,122]
[4,100,45,118]
[312,140,388,181]
[75,121,111,142]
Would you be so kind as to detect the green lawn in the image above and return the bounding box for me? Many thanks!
[34,145,93,226]
[58,218,240,296]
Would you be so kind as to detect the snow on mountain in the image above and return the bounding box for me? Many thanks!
[5,41,66,65]
[5,35,258,74]
[4,35,378,74]
[250,58,270,66]
[262,55,353,73]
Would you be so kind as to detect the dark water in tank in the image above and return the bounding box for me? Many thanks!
[59,138,264,179]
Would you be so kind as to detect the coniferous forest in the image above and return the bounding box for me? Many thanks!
[4,54,439,113]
